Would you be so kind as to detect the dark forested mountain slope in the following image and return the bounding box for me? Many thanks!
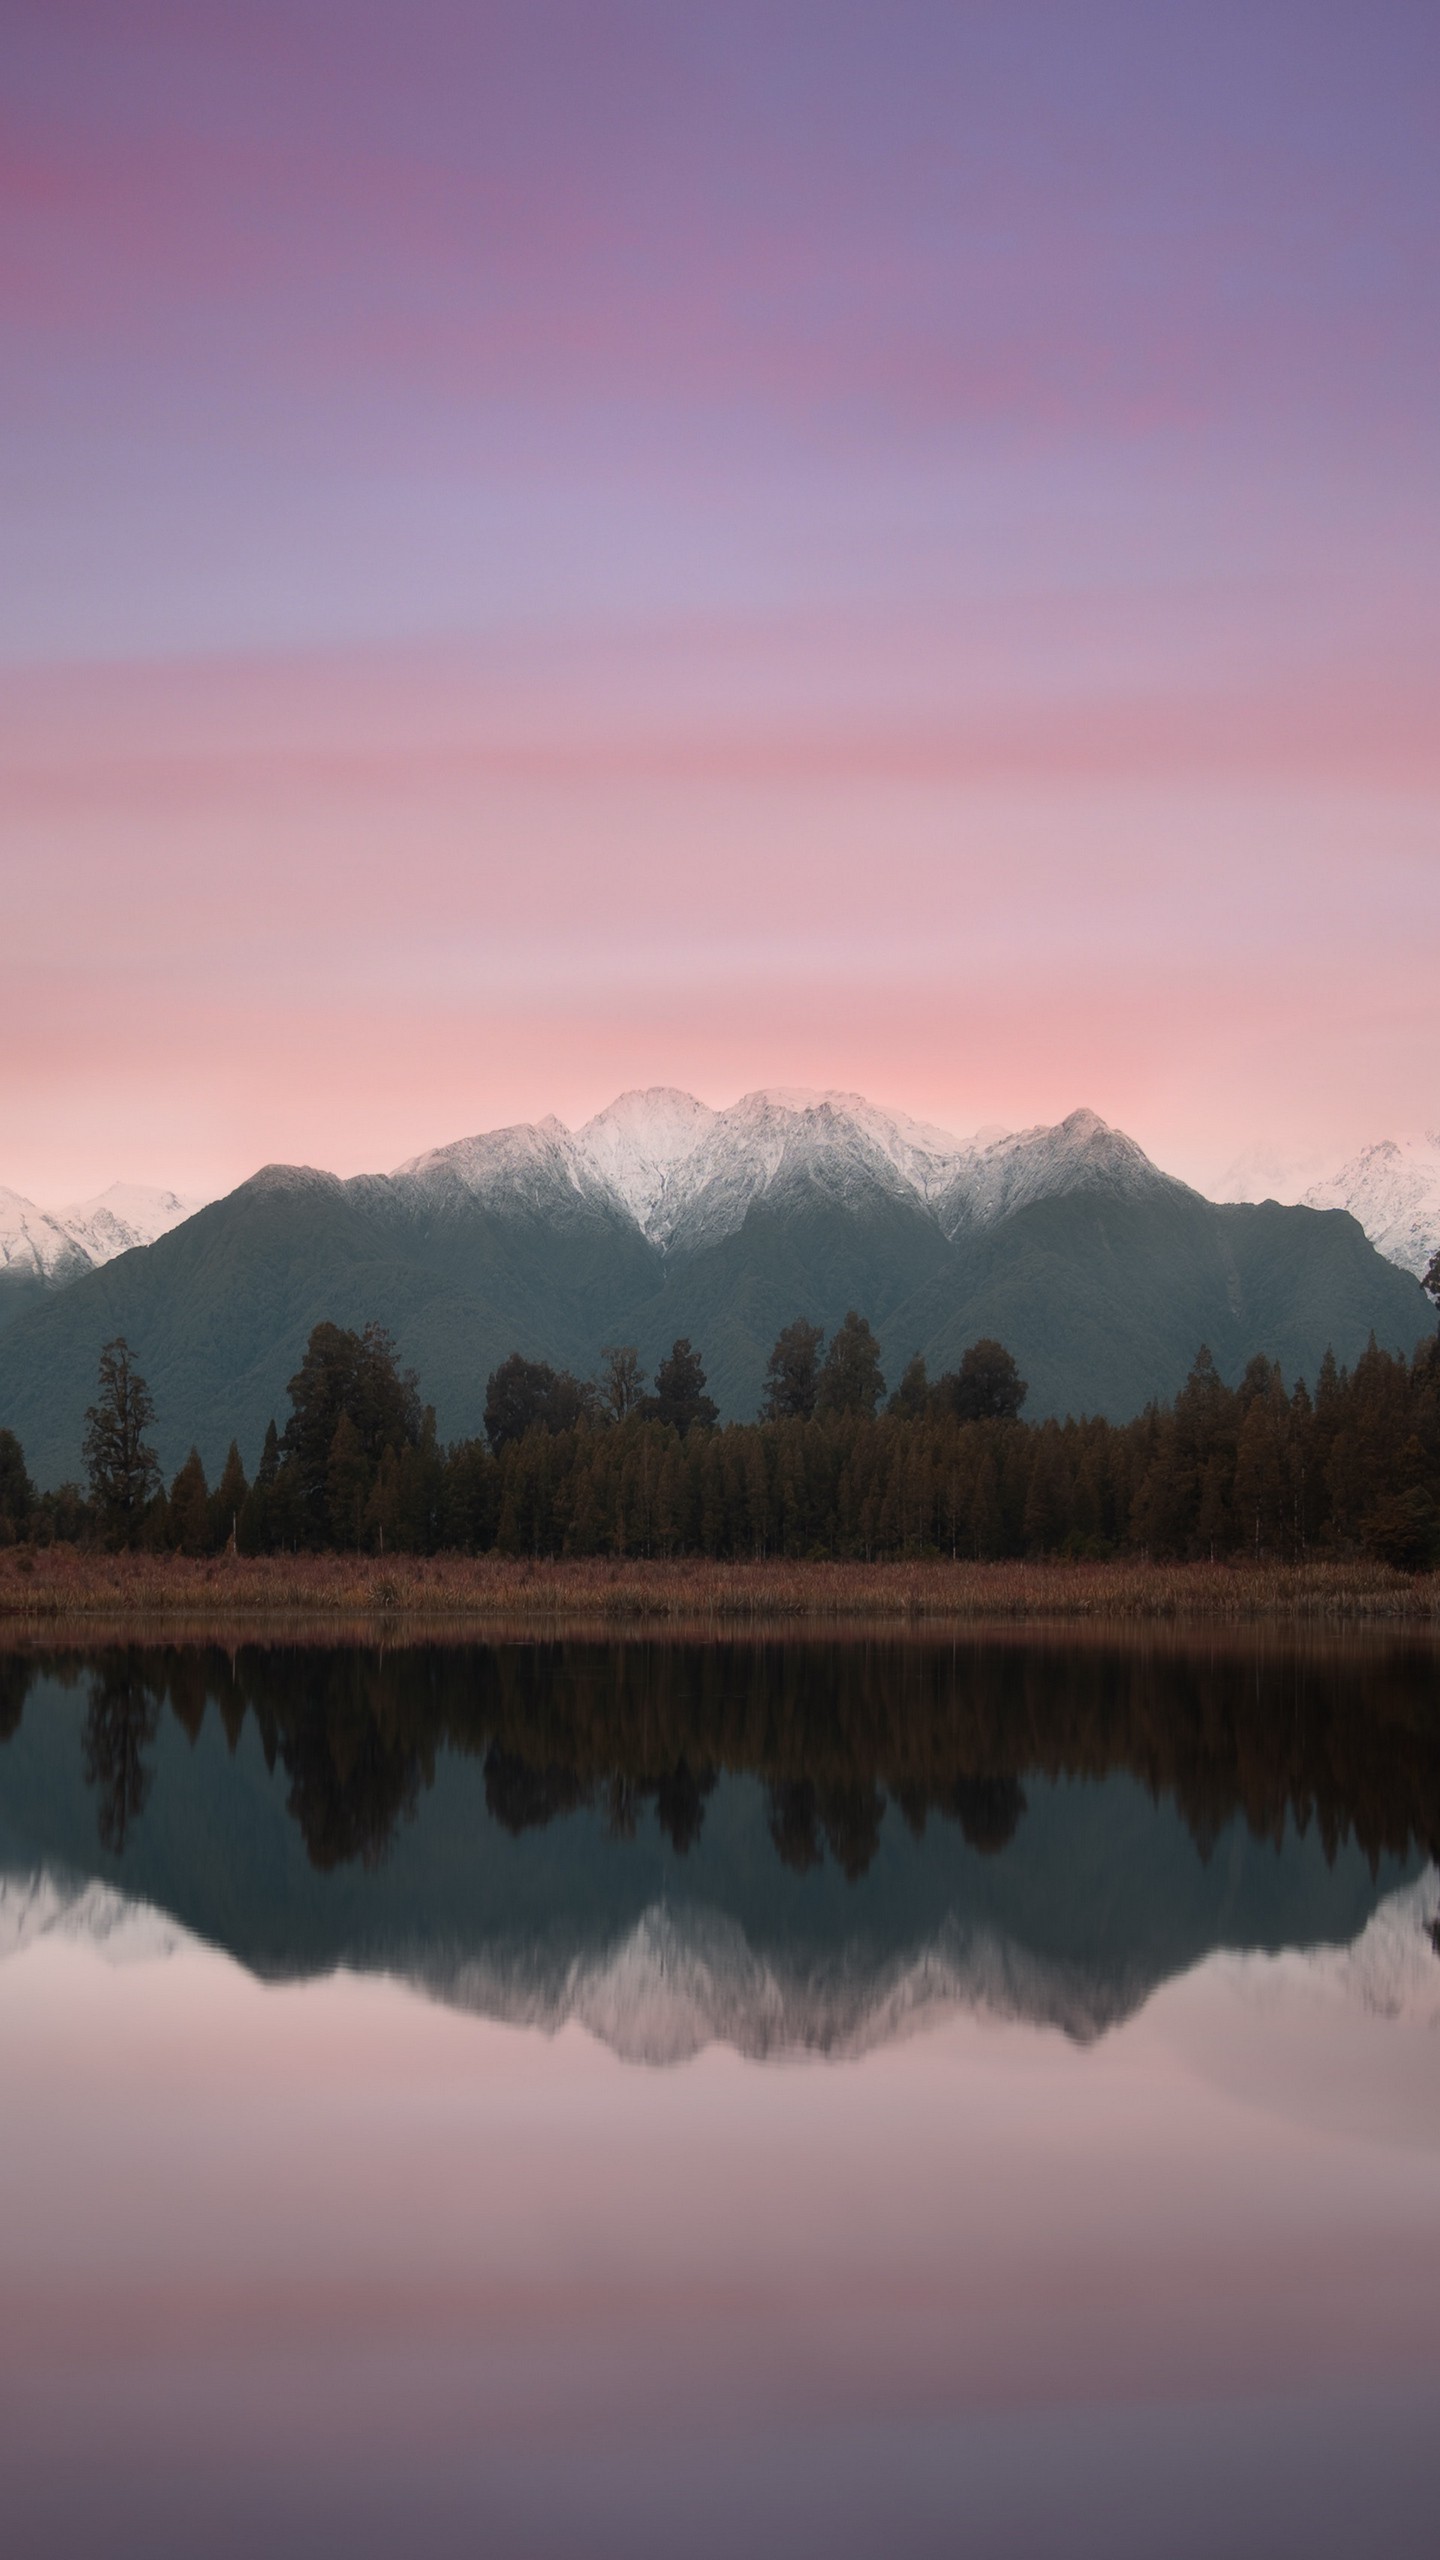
[0,1162,661,1486]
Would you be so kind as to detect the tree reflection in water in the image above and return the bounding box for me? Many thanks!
[274,1655,429,1871]
[1,1632,1435,1883]
[81,1658,161,1855]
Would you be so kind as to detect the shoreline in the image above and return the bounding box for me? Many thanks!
[2,1549,1438,1632]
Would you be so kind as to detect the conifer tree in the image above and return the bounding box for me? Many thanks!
[761,1319,825,1421]
[99,1300,1440,1568]
[970,1447,1001,1557]
[281,1321,421,1540]
[654,1436,689,1549]
[0,1429,35,1545]
[1233,1374,1290,1558]
[83,1338,161,1547]
[651,1339,718,1435]
[167,1447,211,1555]
[365,1445,403,1554]
[600,1346,647,1422]
[238,1420,281,1554]
[1022,1422,1072,1553]
[815,1311,886,1418]
[394,1407,445,1553]
[485,1352,594,1449]
[442,1436,500,1552]
[935,1338,1028,1422]
[887,1353,930,1420]
[210,1442,249,1552]
[326,1411,372,1548]
[1173,1345,1233,1482]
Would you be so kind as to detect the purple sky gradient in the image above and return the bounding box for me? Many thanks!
[3,2,1437,1197]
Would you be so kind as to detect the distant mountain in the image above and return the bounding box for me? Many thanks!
[1222,1131,1440,1281]
[1302,1136,1440,1281]
[397,1084,1048,1250]
[0,1090,1430,1485]
[0,1182,202,1331]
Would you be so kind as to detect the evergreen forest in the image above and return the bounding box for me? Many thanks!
[3,1300,1439,1571]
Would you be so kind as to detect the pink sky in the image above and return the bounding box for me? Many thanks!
[3,3,1437,1202]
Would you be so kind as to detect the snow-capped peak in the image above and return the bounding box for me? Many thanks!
[55,1183,202,1263]
[790,1090,970,1199]
[572,1086,973,1249]
[393,1114,614,1219]
[1301,1135,1440,1281]
[382,1090,1180,1252]
[0,1181,201,1287]
[0,1188,85,1286]
[577,1087,717,1231]
[935,1107,1176,1239]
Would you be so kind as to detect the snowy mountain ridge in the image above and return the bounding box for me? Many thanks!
[395,1088,1184,1254]
[1301,1136,1440,1281]
[0,1182,202,1289]
[10,1100,1438,1297]
[1222,1131,1440,1280]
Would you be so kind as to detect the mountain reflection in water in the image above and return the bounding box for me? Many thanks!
[0,1632,1436,2058]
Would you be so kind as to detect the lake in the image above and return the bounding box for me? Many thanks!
[1,1630,1437,2556]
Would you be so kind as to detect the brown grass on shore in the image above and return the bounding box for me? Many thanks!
[1,1545,1437,1631]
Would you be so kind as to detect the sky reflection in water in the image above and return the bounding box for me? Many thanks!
[0,1632,1437,2557]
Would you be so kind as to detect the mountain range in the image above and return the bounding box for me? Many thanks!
[0,1089,1432,1485]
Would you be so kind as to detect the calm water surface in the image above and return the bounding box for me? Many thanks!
[1,1632,1437,2557]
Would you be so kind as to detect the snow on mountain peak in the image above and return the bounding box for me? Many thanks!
[0,1182,201,1286]
[11,1104,1438,1310]
[1301,1134,1440,1279]
[1217,1130,1440,1278]
[794,1090,969,1196]
[386,1099,1440,1274]
[393,1114,618,1221]
[571,1086,973,1249]
[577,1087,717,1230]
[384,1089,1180,1251]
[56,1184,202,1264]
[935,1107,1173,1239]
[0,1189,80,1285]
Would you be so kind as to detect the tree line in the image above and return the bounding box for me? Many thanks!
[1,1279,1438,1567]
